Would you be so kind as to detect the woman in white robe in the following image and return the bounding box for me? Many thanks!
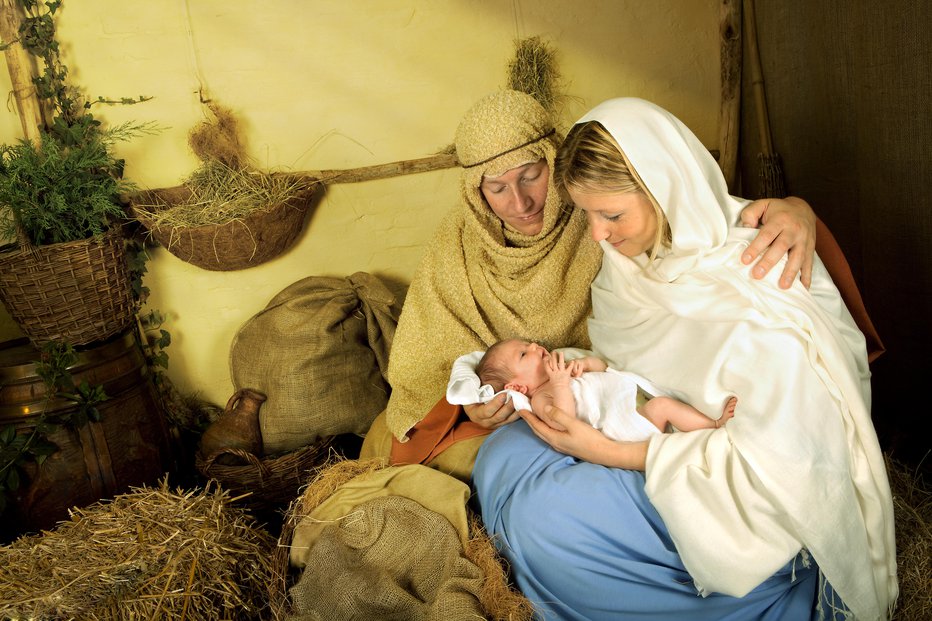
[475,97,896,621]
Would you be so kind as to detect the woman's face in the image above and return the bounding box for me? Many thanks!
[569,188,658,257]
[480,160,550,236]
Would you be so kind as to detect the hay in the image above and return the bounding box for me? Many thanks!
[887,453,932,621]
[466,512,536,621]
[188,100,248,170]
[0,478,277,621]
[132,160,311,229]
[507,35,564,118]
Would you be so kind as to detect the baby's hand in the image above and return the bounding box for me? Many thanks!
[546,352,573,385]
[567,359,585,378]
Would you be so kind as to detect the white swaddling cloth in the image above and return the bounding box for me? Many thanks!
[569,369,663,441]
[446,350,669,441]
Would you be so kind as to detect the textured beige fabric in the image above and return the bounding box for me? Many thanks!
[385,90,603,441]
[289,464,471,568]
[287,495,484,621]
[230,272,399,453]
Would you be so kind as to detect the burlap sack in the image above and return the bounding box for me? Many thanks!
[287,495,485,621]
[230,272,400,454]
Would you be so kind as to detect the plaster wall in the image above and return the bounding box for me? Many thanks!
[0,1,720,406]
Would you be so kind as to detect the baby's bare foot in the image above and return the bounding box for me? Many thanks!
[717,396,737,427]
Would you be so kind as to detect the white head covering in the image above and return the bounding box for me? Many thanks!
[581,98,896,620]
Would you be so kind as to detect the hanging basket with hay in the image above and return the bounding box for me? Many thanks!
[131,101,319,271]
[132,170,319,271]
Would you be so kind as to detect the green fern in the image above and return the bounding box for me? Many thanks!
[0,122,156,246]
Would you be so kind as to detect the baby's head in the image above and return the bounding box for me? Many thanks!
[476,339,515,393]
[476,338,550,395]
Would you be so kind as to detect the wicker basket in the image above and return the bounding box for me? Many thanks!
[0,226,137,347]
[195,436,336,515]
[132,183,320,271]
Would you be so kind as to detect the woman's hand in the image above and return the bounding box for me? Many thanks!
[739,196,816,289]
[463,392,519,429]
[520,405,648,470]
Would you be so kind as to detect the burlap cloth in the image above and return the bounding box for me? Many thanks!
[384,90,603,442]
[286,465,485,620]
[230,271,399,454]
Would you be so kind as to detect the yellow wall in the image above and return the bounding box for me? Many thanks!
[0,0,720,406]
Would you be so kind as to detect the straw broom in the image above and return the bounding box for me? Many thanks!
[743,0,786,198]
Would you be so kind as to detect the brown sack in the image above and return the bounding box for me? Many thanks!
[230,272,400,454]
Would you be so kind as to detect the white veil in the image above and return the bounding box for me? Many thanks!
[581,98,896,620]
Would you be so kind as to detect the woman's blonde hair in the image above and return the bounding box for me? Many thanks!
[554,120,670,258]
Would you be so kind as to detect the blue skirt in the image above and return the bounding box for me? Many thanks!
[473,421,827,621]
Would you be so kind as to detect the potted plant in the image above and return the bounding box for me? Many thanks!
[0,0,152,346]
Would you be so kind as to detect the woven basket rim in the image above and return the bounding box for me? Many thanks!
[195,436,336,482]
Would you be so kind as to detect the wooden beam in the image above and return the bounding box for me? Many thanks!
[0,0,43,145]
[289,152,459,185]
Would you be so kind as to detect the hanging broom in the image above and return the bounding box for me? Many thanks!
[743,0,786,198]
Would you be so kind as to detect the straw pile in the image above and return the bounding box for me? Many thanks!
[507,35,564,119]
[887,454,932,621]
[132,160,311,229]
[272,457,534,621]
[0,478,277,621]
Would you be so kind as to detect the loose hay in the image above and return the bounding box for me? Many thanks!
[0,478,277,621]
[132,160,311,229]
[466,512,535,621]
[188,100,248,170]
[507,35,564,118]
[887,453,932,621]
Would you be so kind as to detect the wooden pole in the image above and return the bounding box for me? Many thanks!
[0,0,43,145]
[288,152,459,185]
[744,0,773,154]
[718,0,742,192]
[743,0,786,198]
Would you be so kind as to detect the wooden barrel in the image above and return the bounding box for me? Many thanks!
[0,329,176,542]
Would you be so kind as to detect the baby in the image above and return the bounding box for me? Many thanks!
[476,338,735,441]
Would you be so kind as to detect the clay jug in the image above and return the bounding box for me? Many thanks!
[199,388,265,459]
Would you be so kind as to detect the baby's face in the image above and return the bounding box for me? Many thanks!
[500,339,550,392]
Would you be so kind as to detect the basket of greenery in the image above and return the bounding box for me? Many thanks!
[0,0,151,347]
[132,102,319,271]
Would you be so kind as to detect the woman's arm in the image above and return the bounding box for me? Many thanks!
[520,405,649,470]
[739,196,816,289]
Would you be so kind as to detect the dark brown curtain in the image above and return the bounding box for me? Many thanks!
[738,0,931,475]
